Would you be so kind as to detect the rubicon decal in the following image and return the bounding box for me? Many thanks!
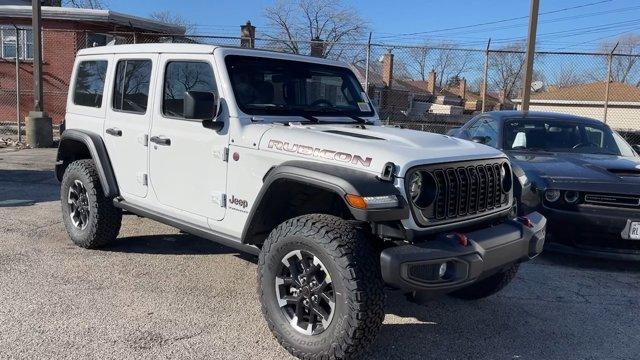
[267,140,373,167]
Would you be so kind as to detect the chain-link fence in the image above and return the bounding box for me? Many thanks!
[1,29,639,146]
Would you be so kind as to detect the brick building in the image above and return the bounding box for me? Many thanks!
[0,1,184,125]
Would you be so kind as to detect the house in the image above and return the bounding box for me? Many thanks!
[352,51,510,121]
[0,0,185,126]
[512,81,640,133]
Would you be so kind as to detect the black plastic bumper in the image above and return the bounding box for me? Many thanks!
[380,212,546,293]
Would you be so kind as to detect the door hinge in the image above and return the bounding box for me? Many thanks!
[214,147,229,162]
[211,192,226,208]
[137,173,148,186]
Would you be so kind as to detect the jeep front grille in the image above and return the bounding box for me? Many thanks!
[406,159,512,227]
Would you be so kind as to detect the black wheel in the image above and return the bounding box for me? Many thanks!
[449,264,520,300]
[258,214,385,360]
[61,159,122,249]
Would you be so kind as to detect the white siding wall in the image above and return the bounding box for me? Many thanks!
[517,103,640,131]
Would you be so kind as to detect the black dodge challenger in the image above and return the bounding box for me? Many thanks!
[449,111,640,260]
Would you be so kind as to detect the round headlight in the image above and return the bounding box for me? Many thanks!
[500,163,512,193]
[545,189,561,202]
[409,172,422,201]
[408,171,437,209]
[564,191,579,204]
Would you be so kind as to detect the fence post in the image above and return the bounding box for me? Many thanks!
[482,38,491,113]
[365,32,372,95]
[14,25,21,143]
[603,42,618,124]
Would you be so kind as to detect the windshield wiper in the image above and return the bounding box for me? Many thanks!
[308,107,371,124]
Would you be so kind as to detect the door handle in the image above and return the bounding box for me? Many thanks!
[150,135,171,146]
[106,127,122,137]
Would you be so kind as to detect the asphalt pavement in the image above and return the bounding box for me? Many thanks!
[1,148,639,360]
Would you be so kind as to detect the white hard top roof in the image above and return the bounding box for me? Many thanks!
[77,43,349,68]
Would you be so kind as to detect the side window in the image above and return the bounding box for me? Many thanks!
[470,118,499,148]
[113,59,152,114]
[163,61,216,118]
[73,60,108,108]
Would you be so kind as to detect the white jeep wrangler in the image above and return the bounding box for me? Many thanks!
[56,44,546,359]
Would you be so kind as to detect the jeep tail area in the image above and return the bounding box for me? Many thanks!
[56,44,546,359]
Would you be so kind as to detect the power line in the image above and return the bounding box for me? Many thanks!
[376,0,612,40]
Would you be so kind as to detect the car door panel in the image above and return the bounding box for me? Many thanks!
[149,55,228,221]
[104,54,157,198]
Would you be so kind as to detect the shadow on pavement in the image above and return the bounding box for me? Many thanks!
[0,169,60,204]
[103,233,257,263]
[538,251,640,273]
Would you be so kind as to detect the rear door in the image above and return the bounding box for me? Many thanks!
[104,54,157,198]
[148,54,228,221]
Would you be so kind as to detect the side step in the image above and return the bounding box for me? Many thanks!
[114,199,260,256]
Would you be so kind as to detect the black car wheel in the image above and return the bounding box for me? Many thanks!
[258,214,385,359]
[61,159,122,249]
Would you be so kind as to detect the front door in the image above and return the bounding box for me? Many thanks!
[148,54,228,221]
[104,54,157,198]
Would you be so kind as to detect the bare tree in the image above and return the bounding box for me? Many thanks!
[405,45,431,81]
[488,42,528,98]
[600,34,640,87]
[431,42,472,88]
[263,0,368,58]
[554,66,585,87]
[149,11,196,34]
[62,0,105,9]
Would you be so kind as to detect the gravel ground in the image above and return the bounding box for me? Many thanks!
[1,148,639,360]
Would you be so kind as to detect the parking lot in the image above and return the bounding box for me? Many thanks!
[1,147,639,360]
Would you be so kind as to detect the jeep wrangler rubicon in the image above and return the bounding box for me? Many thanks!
[56,44,546,359]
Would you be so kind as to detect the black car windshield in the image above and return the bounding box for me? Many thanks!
[503,118,628,156]
[225,55,374,119]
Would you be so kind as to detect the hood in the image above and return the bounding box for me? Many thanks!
[259,123,505,176]
[509,150,640,192]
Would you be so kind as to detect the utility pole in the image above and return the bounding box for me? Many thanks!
[521,0,539,112]
[27,0,53,147]
[603,42,618,124]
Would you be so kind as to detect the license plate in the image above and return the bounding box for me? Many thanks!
[630,222,640,240]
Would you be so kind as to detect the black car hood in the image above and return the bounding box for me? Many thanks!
[508,151,640,193]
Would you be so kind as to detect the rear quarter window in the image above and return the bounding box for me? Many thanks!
[73,60,108,108]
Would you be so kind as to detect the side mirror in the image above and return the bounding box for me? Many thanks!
[471,136,489,144]
[633,144,640,155]
[183,91,223,132]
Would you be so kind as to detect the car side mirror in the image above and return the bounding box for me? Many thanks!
[183,91,223,131]
[633,144,640,155]
[471,136,489,144]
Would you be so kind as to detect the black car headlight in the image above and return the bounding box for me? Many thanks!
[408,171,437,209]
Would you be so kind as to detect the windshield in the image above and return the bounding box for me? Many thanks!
[503,118,626,156]
[225,55,374,119]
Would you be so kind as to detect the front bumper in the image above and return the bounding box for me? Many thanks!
[380,212,546,293]
[541,205,640,258]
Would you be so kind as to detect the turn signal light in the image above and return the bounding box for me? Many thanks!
[345,194,367,209]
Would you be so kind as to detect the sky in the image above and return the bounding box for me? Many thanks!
[103,0,640,52]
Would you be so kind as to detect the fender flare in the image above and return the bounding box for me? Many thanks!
[56,129,119,198]
[241,160,409,243]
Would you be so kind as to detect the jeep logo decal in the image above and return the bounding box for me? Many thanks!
[267,140,372,167]
[229,195,248,209]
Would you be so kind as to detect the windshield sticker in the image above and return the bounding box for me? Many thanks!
[357,102,371,112]
[267,139,372,168]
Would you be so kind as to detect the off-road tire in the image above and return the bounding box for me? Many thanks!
[61,159,122,249]
[258,214,385,360]
[449,264,520,300]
